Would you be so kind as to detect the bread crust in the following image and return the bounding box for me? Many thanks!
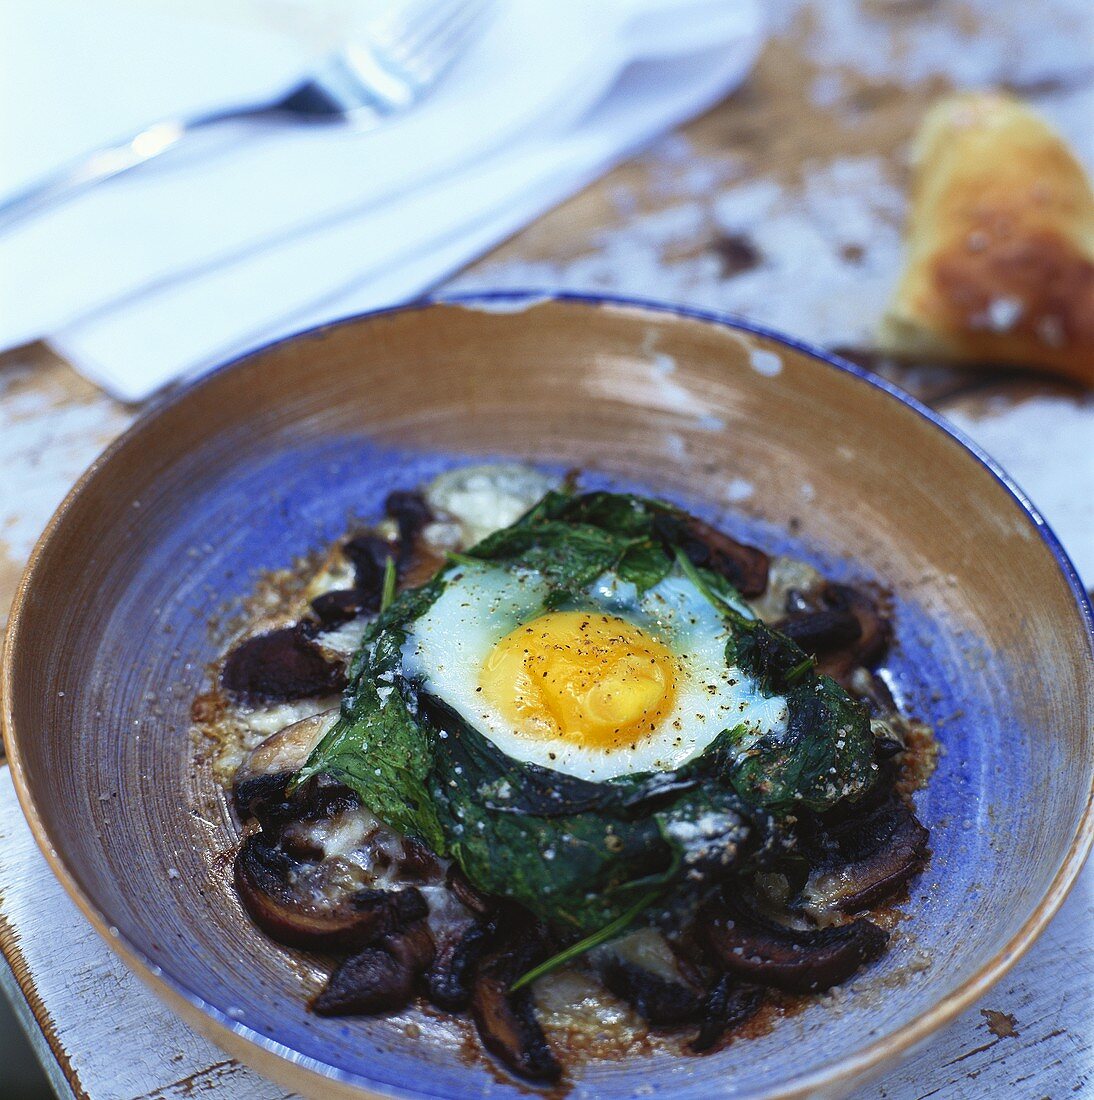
[880,93,1094,385]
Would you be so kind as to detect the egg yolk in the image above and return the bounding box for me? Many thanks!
[479,611,678,750]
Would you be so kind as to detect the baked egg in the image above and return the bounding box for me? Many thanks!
[401,563,788,781]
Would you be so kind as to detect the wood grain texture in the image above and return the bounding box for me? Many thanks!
[0,774,284,1100]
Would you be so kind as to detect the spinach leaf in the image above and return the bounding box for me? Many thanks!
[510,889,663,992]
[673,550,875,810]
[467,490,675,599]
[616,539,675,593]
[298,487,879,938]
[421,693,762,933]
[297,680,446,854]
[728,675,875,811]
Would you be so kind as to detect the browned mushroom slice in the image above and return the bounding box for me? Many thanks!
[235,835,427,951]
[472,979,561,1084]
[775,581,890,690]
[425,918,498,1011]
[470,925,561,1084]
[396,837,444,883]
[221,626,346,704]
[690,976,764,1053]
[387,489,451,586]
[800,795,930,915]
[385,490,433,551]
[816,584,891,687]
[343,532,397,595]
[232,710,337,820]
[310,588,379,627]
[592,928,704,1026]
[599,958,703,1025]
[232,773,292,823]
[700,898,888,993]
[445,863,496,917]
[675,516,770,597]
[776,608,862,655]
[314,920,436,1016]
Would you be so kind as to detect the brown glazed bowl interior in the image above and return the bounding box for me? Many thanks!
[5,294,1093,1099]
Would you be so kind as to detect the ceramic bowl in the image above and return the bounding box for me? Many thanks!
[4,293,1093,1099]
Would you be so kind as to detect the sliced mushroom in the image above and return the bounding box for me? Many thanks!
[818,585,890,687]
[342,508,450,596]
[310,588,379,627]
[592,928,704,1026]
[343,532,397,596]
[445,863,496,917]
[470,923,561,1084]
[236,835,428,951]
[776,608,862,655]
[799,795,929,916]
[396,837,444,883]
[221,626,346,704]
[232,773,292,824]
[673,516,770,597]
[597,956,702,1026]
[232,710,338,820]
[314,919,435,1016]
[425,918,498,1011]
[690,976,764,1053]
[700,896,888,993]
[385,490,433,552]
[771,580,890,689]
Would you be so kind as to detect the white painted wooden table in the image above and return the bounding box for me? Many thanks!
[1,0,1092,1096]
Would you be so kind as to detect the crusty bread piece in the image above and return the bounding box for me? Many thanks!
[879,92,1093,385]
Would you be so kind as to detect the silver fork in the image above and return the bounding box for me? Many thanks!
[0,0,490,231]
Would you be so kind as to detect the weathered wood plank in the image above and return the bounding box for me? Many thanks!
[0,769,287,1100]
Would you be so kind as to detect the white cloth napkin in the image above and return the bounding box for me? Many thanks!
[0,0,763,402]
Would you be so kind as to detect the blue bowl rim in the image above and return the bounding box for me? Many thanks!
[5,289,1093,1100]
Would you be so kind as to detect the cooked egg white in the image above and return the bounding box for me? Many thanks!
[400,562,788,782]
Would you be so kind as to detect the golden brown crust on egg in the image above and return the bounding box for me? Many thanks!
[879,92,1094,385]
